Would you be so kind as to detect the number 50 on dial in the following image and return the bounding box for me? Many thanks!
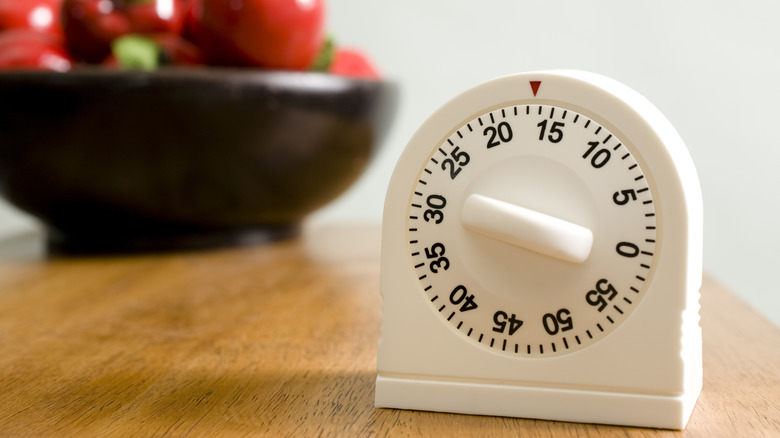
[376,70,703,429]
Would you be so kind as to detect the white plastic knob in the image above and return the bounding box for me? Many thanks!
[461,194,593,264]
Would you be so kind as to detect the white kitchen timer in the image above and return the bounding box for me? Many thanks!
[375,70,703,429]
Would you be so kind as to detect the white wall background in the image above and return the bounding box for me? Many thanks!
[313,0,780,327]
[0,0,777,328]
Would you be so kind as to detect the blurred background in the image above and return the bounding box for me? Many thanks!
[1,0,778,328]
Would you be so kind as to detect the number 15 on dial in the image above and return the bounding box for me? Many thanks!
[375,70,703,429]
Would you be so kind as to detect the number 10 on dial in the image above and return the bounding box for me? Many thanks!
[375,71,703,429]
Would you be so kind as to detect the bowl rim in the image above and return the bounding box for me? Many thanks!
[0,66,389,91]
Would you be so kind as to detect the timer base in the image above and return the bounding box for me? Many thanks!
[375,375,699,430]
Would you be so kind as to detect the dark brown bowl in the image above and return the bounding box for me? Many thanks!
[0,68,398,253]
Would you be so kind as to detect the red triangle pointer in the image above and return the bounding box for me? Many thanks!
[530,81,541,97]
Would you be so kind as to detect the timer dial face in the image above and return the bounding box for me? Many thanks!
[407,102,659,357]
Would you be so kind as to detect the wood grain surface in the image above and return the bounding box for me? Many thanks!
[0,231,778,437]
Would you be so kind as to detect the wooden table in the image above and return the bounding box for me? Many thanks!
[0,228,778,437]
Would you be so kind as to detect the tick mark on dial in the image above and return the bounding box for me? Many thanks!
[457,130,463,138]
[549,107,555,118]
[603,134,612,143]
[448,312,456,321]
[613,142,623,151]
[573,114,580,123]
[490,113,495,124]
[634,175,645,181]
[467,123,473,132]
[606,316,614,324]
[597,323,604,332]
[478,334,484,343]
[411,203,421,208]
[631,287,640,293]
[478,117,484,126]
[614,305,624,314]
[623,297,633,304]
[447,139,454,146]
[414,262,424,268]
[594,126,602,134]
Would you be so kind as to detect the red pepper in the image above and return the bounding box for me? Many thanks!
[0,0,63,36]
[329,47,380,80]
[189,0,325,70]
[62,0,188,63]
[0,28,72,71]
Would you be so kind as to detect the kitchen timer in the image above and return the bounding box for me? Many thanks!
[375,70,702,429]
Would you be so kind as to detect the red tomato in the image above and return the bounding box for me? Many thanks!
[192,0,325,70]
[0,0,63,36]
[62,0,188,62]
[0,28,72,71]
[328,47,380,80]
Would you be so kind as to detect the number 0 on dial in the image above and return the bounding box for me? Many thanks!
[376,71,703,430]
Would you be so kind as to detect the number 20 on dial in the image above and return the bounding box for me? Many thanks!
[376,70,703,429]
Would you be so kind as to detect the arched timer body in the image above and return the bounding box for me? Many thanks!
[375,70,703,429]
